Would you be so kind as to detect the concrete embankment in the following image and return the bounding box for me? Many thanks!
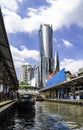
[0,100,16,123]
[45,99,83,105]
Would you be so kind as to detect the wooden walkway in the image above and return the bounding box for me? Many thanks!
[45,99,83,105]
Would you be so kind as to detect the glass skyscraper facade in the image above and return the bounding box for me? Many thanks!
[39,24,54,87]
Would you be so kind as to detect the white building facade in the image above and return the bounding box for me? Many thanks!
[20,64,32,83]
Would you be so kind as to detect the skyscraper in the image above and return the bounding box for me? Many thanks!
[55,51,60,73]
[39,24,54,87]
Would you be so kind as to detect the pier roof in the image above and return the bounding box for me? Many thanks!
[0,8,18,90]
[39,75,83,92]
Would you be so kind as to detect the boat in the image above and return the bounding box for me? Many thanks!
[17,94,35,111]
[36,95,44,101]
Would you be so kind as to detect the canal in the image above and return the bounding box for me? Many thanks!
[0,101,83,130]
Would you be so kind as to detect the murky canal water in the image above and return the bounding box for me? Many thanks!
[0,101,83,130]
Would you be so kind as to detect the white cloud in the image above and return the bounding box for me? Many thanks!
[62,39,73,48]
[1,0,83,33]
[0,0,18,12]
[57,44,61,48]
[10,45,39,68]
[3,9,22,33]
[53,38,57,42]
[0,0,24,11]
[17,0,24,3]
[60,58,83,74]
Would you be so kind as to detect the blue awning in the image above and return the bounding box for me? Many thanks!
[45,68,66,87]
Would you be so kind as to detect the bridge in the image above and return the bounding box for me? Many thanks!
[18,86,39,95]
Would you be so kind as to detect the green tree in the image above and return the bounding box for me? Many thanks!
[19,82,30,89]
[20,81,29,85]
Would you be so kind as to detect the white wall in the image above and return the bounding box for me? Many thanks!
[29,77,36,86]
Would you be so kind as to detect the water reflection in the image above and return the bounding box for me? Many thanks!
[34,102,70,130]
[0,109,35,130]
[14,110,35,130]
[0,101,83,130]
[35,102,83,130]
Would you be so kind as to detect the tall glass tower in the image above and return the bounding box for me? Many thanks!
[39,24,54,87]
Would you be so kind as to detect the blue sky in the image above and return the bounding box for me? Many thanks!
[0,0,83,79]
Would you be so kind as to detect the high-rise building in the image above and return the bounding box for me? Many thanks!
[27,64,40,87]
[20,64,32,83]
[39,24,54,87]
[54,51,60,73]
[34,64,40,87]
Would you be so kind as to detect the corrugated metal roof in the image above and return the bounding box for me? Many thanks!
[0,8,18,89]
[39,75,83,92]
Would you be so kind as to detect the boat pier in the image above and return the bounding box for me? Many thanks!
[0,100,16,123]
[0,8,19,124]
[39,75,83,105]
[45,99,83,105]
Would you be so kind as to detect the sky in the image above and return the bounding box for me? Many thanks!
[0,0,83,79]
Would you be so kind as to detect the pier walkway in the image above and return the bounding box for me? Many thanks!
[0,100,16,123]
[0,100,16,112]
[45,99,83,105]
[0,100,14,107]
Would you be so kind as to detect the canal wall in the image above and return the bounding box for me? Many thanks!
[0,100,16,123]
[45,99,83,106]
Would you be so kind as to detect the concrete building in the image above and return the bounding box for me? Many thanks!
[34,64,40,87]
[28,67,35,86]
[20,64,40,87]
[39,24,54,87]
[28,64,40,87]
[20,64,32,83]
